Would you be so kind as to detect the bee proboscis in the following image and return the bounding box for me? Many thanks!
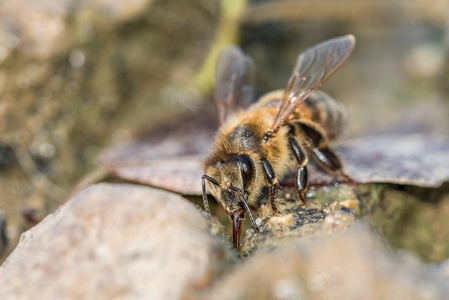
[202,35,356,249]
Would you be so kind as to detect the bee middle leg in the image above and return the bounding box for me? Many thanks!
[261,158,279,214]
[292,120,353,183]
[288,137,308,207]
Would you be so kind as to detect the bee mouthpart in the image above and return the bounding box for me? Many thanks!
[230,208,245,250]
[228,185,259,234]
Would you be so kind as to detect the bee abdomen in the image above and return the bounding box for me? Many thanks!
[298,91,348,139]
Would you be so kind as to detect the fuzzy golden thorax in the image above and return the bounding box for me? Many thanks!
[204,102,294,214]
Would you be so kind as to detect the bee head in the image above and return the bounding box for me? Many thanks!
[206,154,254,212]
[203,153,259,249]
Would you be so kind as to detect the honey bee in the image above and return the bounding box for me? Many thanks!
[201,35,356,249]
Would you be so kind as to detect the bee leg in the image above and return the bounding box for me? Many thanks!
[292,120,328,149]
[312,146,354,184]
[288,137,308,207]
[261,158,279,214]
[202,174,220,214]
[293,120,354,183]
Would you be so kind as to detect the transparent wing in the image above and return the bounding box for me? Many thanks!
[267,35,355,135]
[214,45,255,124]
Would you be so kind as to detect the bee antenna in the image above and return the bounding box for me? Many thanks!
[202,174,219,214]
[229,186,259,233]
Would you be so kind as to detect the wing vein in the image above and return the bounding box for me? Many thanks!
[265,35,355,140]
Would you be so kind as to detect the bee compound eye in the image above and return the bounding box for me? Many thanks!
[234,154,254,189]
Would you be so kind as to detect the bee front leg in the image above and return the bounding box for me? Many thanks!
[202,174,220,214]
[261,158,279,214]
[288,137,308,207]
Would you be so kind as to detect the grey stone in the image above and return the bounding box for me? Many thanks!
[0,183,227,300]
[203,224,449,300]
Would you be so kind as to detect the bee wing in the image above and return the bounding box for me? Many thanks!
[214,45,255,124]
[268,35,355,134]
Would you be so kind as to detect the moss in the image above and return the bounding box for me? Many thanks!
[358,183,449,263]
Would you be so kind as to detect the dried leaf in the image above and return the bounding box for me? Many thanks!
[109,156,204,195]
[105,134,449,195]
[339,134,449,187]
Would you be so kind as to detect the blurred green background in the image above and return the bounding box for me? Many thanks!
[0,0,448,257]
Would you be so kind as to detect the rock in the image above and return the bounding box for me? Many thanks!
[202,224,449,300]
[0,183,232,299]
[2,181,449,300]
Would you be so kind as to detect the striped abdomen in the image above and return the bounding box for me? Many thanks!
[296,90,347,139]
[257,90,348,140]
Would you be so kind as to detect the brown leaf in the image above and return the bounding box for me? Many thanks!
[105,134,449,195]
[339,134,449,187]
[109,156,205,195]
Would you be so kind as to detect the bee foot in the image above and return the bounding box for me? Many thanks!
[297,191,307,208]
[337,172,356,185]
[270,203,280,215]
